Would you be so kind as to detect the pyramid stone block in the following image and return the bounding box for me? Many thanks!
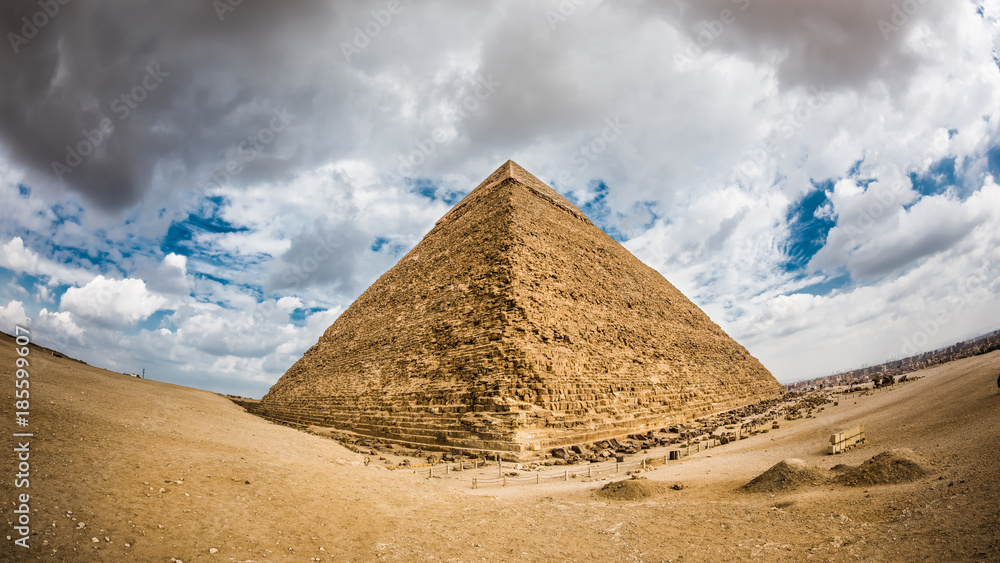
[251,160,784,458]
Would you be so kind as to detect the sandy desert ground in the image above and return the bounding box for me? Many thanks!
[2,333,999,562]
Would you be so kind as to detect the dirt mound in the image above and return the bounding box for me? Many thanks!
[596,478,668,500]
[835,449,931,486]
[742,458,826,493]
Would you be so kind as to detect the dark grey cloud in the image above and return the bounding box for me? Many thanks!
[0,0,967,217]
[265,215,370,295]
[651,0,945,92]
[850,214,986,281]
[0,0,363,210]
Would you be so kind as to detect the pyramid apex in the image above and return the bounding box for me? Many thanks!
[484,159,533,183]
[487,159,518,181]
[496,159,533,182]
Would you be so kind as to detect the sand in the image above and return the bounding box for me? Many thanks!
[2,333,999,561]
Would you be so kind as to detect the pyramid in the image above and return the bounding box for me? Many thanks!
[252,161,784,458]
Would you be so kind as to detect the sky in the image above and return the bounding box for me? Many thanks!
[1,0,999,397]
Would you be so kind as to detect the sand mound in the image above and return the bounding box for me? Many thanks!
[742,458,826,493]
[596,477,668,500]
[835,449,930,486]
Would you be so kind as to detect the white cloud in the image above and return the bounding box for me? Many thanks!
[143,252,194,295]
[729,181,1000,379]
[33,308,86,348]
[0,237,39,273]
[0,301,28,334]
[60,276,168,327]
[0,236,97,286]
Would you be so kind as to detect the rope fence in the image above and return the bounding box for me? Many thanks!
[469,439,719,489]
[386,458,491,472]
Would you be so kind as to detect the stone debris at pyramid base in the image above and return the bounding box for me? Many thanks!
[245,160,785,461]
[240,394,788,464]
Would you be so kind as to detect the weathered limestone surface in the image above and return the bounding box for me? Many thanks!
[251,161,784,458]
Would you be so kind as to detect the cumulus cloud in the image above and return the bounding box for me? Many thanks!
[0,236,95,286]
[60,276,168,327]
[0,237,39,273]
[143,253,194,295]
[32,308,86,348]
[0,300,28,333]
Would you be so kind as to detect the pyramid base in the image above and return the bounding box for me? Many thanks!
[240,396,766,461]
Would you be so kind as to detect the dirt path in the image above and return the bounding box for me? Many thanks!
[2,333,998,561]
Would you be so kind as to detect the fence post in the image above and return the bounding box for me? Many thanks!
[473,478,477,489]
[588,467,592,478]
[536,473,540,485]
[446,464,450,475]
[498,458,502,478]
[663,455,667,464]
[564,470,568,481]
[642,458,646,470]
[429,467,433,479]
[503,475,507,486]
[616,461,619,473]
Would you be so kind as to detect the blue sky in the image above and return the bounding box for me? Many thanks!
[1,1,1000,397]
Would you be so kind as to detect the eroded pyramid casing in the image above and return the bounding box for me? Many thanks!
[252,161,784,458]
